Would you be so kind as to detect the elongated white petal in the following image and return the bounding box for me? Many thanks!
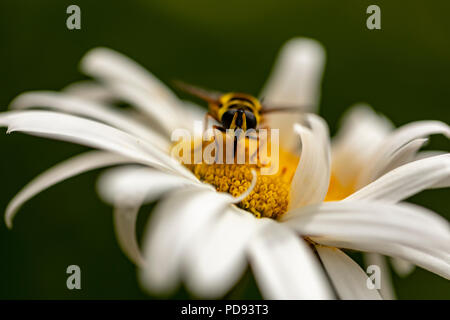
[377,138,428,177]
[358,120,450,187]
[282,201,450,254]
[114,200,146,266]
[105,81,183,135]
[260,38,325,152]
[10,91,169,150]
[139,188,231,295]
[345,154,450,203]
[390,257,415,277]
[248,223,334,300]
[331,105,393,187]
[97,166,197,205]
[80,47,185,134]
[363,253,396,300]
[80,47,179,105]
[415,150,446,161]
[100,166,198,267]
[5,151,132,228]
[315,239,450,280]
[316,247,382,300]
[183,206,265,298]
[63,80,117,103]
[289,117,331,209]
[261,38,325,112]
[0,110,194,180]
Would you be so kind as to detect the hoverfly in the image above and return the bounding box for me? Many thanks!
[174,81,305,163]
[174,80,304,133]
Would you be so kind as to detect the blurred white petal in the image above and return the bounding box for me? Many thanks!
[331,105,393,187]
[363,253,396,300]
[10,91,169,150]
[114,201,146,266]
[390,257,415,277]
[414,150,446,160]
[97,165,197,205]
[376,138,428,177]
[5,151,131,228]
[183,206,266,298]
[100,166,199,267]
[345,154,450,203]
[180,100,208,131]
[139,188,231,295]
[282,201,450,254]
[63,80,117,103]
[316,247,382,300]
[289,117,331,209]
[80,47,179,105]
[248,223,333,300]
[260,38,325,152]
[316,239,450,280]
[358,120,450,187]
[80,47,185,135]
[0,110,194,179]
[261,38,325,111]
[105,81,184,135]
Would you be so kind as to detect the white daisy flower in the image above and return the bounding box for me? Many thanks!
[1,38,449,300]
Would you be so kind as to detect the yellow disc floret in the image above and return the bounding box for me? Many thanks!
[175,131,299,219]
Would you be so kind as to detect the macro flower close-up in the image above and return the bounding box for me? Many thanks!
[1,1,449,305]
[0,37,449,300]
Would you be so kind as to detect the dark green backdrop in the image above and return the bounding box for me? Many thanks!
[0,0,449,299]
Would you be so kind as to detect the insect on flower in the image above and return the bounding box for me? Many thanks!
[174,81,307,161]
[174,81,307,132]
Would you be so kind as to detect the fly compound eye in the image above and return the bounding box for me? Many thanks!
[221,110,236,129]
[244,110,257,129]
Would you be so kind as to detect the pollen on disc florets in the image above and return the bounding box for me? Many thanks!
[175,133,299,219]
[187,163,290,219]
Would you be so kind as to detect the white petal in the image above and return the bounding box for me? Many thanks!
[0,110,194,180]
[97,166,197,205]
[390,257,415,277]
[316,239,450,280]
[260,38,325,152]
[105,81,184,135]
[248,223,334,300]
[63,80,117,103]
[100,166,199,267]
[10,91,169,150]
[316,247,382,300]
[289,116,331,209]
[376,138,428,177]
[180,100,208,131]
[5,151,132,228]
[183,206,265,298]
[414,150,446,161]
[358,120,450,187]
[282,201,450,254]
[260,38,325,112]
[363,253,396,300]
[80,47,185,134]
[331,105,393,187]
[113,201,146,266]
[139,188,231,295]
[345,154,450,203]
[80,47,179,105]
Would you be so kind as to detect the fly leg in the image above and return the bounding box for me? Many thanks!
[212,125,226,163]
[193,112,219,156]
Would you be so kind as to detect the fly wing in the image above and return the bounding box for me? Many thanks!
[260,105,307,114]
[173,80,222,104]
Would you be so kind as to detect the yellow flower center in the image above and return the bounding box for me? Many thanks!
[173,132,299,219]
[324,174,357,201]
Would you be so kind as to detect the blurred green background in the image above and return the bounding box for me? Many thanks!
[0,0,449,299]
